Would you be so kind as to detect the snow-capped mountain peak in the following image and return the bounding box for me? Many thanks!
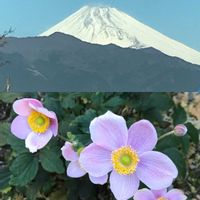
[40,5,200,65]
[41,6,146,49]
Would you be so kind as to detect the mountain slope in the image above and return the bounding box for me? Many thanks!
[40,6,200,65]
[1,33,200,91]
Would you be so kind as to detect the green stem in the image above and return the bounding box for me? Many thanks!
[158,131,174,141]
[58,134,68,141]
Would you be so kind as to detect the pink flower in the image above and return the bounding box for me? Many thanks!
[134,188,187,200]
[11,98,58,153]
[79,111,178,200]
[61,142,108,185]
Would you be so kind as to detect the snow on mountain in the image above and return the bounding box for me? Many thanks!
[40,6,200,65]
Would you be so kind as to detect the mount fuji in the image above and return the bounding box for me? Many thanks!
[40,5,200,65]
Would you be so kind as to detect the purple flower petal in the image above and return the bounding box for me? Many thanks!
[13,98,43,116]
[11,116,31,139]
[61,142,78,161]
[50,117,58,137]
[134,189,155,200]
[29,104,57,120]
[128,120,157,154]
[152,189,167,198]
[79,143,112,177]
[165,189,187,200]
[110,170,139,200]
[90,111,128,150]
[136,151,178,190]
[89,174,108,185]
[67,160,86,178]
[25,129,53,153]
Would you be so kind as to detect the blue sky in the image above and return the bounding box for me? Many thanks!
[1,0,200,51]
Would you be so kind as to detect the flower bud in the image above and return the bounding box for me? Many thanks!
[174,124,187,136]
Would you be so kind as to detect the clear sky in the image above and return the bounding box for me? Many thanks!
[1,0,200,51]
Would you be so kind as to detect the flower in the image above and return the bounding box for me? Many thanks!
[79,111,178,200]
[134,188,187,200]
[11,98,58,153]
[61,141,108,185]
[174,124,187,137]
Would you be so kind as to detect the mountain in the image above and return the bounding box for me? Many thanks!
[40,6,200,65]
[1,33,200,91]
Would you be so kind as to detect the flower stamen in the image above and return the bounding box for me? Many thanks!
[157,197,168,200]
[28,111,50,133]
[111,146,139,175]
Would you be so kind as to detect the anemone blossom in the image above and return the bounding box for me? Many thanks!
[11,98,58,153]
[134,188,187,200]
[79,111,178,200]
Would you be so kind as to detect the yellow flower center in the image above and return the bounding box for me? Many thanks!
[157,197,168,200]
[111,146,139,175]
[28,111,50,133]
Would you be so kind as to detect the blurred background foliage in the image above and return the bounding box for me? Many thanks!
[0,92,199,200]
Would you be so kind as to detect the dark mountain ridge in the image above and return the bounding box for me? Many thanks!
[0,32,200,91]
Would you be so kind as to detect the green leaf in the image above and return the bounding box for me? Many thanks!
[74,109,96,133]
[179,134,190,154]
[185,122,199,145]
[105,96,124,108]
[147,93,173,111]
[157,132,190,155]
[10,153,39,186]
[39,143,65,174]
[43,96,63,119]
[26,183,39,200]
[0,122,10,147]
[7,134,28,154]
[59,114,78,135]
[139,93,173,124]
[172,105,187,125]
[0,93,22,103]
[26,168,53,200]
[156,135,180,151]
[162,147,186,178]
[90,93,104,108]
[142,109,163,123]
[74,134,91,146]
[43,138,61,153]
[0,167,11,190]
[62,95,76,109]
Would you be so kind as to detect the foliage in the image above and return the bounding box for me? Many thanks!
[0,92,199,200]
